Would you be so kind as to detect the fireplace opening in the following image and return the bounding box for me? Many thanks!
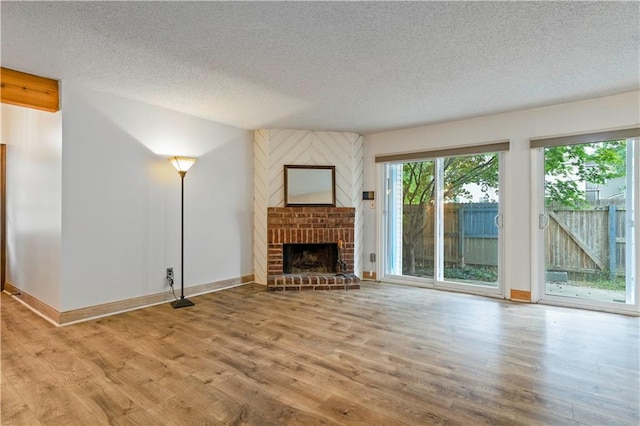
[283,243,338,274]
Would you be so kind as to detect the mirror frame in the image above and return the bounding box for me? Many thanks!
[284,165,336,207]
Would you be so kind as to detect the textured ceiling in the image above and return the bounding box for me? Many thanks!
[1,1,638,134]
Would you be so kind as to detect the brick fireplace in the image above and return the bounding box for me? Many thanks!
[267,207,360,291]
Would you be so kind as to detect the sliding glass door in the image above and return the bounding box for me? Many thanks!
[539,138,637,309]
[384,150,503,294]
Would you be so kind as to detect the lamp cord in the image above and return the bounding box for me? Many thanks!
[168,277,178,300]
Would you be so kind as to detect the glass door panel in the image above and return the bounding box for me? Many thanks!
[403,161,435,278]
[543,139,636,304]
[441,153,500,287]
[385,161,435,279]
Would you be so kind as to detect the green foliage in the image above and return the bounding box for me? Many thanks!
[401,140,626,210]
[544,140,626,208]
[402,154,498,206]
[443,155,498,202]
[566,273,626,291]
[403,161,435,205]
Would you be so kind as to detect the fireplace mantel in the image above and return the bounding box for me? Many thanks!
[267,207,360,291]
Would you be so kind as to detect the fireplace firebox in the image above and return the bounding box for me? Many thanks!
[283,243,338,274]
[267,206,360,290]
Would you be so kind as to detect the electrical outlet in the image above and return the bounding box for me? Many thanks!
[370,253,376,263]
[166,267,174,283]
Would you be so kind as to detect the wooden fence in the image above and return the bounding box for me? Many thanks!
[406,203,499,268]
[546,206,627,278]
[406,203,628,276]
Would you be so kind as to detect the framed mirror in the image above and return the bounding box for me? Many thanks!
[284,165,336,207]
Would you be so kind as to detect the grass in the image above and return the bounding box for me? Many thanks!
[569,275,626,291]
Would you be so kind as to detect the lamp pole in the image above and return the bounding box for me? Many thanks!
[169,157,197,309]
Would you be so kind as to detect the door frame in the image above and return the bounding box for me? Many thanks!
[1,143,5,291]
[377,152,506,299]
[433,153,505,297]
[532,140,639,315]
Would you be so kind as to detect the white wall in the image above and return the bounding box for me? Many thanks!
[1,104,63,309]
[253,129,364,284]
[363,91,640,295]
[61,83,253,311]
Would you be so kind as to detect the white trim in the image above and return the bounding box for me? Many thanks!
[539,294,639,316]
[376,162,385,281]
[625,140,635,304]
[501,150,510,300]
[633,137,640,310]
[435,279,502,297]
[435,158,444,282]
[531,147,545,303]
[380,276,505,300]
[384,274,434,287]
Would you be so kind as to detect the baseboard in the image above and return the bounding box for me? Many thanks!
[5,275,254,326]
[59,274,254,325]
[510,289,531,302]
[4,281,61,324]
[362,271,377,281]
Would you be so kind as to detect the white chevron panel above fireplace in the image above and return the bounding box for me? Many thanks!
[253,129,364,284]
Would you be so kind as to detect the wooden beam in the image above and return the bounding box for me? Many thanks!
[0,67,59,112]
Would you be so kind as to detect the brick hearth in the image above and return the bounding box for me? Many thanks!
[267,207,360,291]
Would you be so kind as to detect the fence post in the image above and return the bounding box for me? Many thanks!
[459,205,465,267]
[609,204,617,280]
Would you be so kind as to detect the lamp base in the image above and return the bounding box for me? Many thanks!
[171,297,195,309]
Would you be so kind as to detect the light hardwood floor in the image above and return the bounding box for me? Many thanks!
[2,283,639,425]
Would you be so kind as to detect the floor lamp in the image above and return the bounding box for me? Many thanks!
[168,156,197,309]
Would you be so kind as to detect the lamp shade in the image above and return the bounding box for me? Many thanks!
[168,156,197,173]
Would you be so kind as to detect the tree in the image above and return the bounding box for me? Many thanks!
[402,154,498,275]
[544,140,626,208]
